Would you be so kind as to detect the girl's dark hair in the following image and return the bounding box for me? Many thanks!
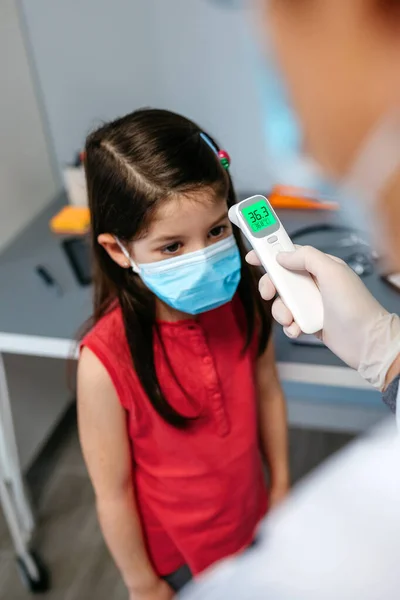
[83,108,272,428]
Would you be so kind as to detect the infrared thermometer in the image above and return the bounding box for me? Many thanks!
[229,195,323,334]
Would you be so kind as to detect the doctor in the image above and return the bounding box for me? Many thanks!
[179,5,400,598]
[248,0,400,417]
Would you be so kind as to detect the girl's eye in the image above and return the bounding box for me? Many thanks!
[162,242,182,255]
[208,225,226,239]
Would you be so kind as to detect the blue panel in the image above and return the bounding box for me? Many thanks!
[282,381,383,409]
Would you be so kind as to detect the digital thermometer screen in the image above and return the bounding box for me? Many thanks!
[241,198,277,233]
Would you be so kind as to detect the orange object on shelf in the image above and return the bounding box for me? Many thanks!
[50,205,90,235]
[269,185,338,211]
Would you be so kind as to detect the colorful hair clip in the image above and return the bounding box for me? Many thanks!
[217,150,230,170]
[200,133,231,170]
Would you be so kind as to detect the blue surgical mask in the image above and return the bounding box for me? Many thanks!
[117,235,241,315]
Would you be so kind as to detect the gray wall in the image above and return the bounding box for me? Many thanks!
[19,0,155,170]
[0,0,69,469]
[0,0,57,251]
[20,0,268,191]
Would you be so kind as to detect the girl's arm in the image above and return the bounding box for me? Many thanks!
[78,348,173,600]
[256,338,290,508]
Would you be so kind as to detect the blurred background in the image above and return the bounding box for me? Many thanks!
[0,0,394,598]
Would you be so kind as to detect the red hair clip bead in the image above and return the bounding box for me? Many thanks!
[218,150,231,170]
[199,133,231,170]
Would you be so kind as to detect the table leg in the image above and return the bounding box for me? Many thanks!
[0,352,34,547]
[0,354,51,591]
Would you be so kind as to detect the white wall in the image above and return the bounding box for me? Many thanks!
[0,0,58,252]
[148,0,268,191]
[20,0,268,191]
[20,0,156,170]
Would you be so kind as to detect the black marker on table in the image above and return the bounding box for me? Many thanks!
[35,266,63,297]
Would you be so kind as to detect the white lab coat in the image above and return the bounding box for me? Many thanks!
[397,385,400,428]
[181,420,400,600]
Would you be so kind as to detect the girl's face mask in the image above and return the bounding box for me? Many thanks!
[117,235,241,315]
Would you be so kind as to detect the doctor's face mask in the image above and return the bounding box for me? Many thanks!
[257,0,400,258]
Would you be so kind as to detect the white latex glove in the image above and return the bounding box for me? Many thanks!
[247,246,400,390]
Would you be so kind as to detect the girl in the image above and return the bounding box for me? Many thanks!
[78,108,288,599]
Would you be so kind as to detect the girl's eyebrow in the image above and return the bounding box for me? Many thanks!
[151,233,185,245]
[209,210,229,229]
[150,211,229,245]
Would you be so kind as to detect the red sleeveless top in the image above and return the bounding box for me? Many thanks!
[82,297,268,576]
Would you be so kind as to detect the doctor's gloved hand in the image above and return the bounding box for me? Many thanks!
[247,246,400,391]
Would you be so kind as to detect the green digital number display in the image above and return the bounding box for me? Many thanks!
[242,199,277,233]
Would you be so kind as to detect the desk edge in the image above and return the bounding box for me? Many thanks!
[0,333,372,390]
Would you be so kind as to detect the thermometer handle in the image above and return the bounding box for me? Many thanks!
[249,227,323,334]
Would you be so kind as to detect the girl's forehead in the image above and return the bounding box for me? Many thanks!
[153,189,228,222]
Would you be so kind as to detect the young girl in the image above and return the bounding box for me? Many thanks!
[78,108,289,599]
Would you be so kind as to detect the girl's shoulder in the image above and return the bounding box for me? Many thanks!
[80,303,136,412]
[81,303,129,363]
